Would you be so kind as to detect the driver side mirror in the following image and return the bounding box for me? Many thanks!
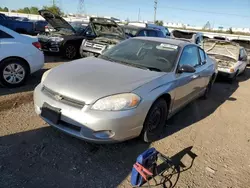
[178,64,196,73]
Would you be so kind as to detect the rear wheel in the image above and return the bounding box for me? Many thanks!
[64,44,78,59]
[141,98,168,143]
[0,58,29,88]
[201,77,214,100]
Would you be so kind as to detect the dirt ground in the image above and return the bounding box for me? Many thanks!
[0,55,250,188]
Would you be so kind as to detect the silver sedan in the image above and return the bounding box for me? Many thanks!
[34,37,217,143]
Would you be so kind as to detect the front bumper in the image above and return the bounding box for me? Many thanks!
[34,84,144,143]
[218,70,235,78]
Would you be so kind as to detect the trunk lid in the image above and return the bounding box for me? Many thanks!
[38,10,76,34]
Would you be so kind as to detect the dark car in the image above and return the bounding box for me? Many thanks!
[0,13,47,35]
[79,17,126,58]
[123,25,166,38]
[37,10,95,59]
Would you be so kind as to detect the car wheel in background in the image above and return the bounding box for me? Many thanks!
[0,58,29,88]
[64,44,77,59]
[229,70,239,84]
[141,98,168,143]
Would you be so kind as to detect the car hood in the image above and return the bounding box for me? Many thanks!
[38,10,76,34]
[89,17,125,39]
[204,39,240,60]
[43,57,164,104]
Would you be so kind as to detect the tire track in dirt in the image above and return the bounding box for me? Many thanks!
[0,92,33,112]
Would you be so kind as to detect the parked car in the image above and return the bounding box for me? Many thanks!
[38,10,95,59]
[231,39,250,65]
[34,37,217,143]
[0,13,47,35]
[128,22,170,37]
[0,25,44,87]
[171,30,204,46]
[123,25,166,38]
[79,17,126,57]
[204,39,247,82]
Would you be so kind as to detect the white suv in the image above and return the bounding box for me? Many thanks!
[0,25,44,87]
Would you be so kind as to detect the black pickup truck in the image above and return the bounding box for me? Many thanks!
[0,13,47,35]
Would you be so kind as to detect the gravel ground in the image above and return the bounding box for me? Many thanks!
[0,55,250,188]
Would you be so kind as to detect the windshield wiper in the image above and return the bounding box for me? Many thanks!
[144,67,162,72]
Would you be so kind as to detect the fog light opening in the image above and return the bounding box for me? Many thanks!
[93,130,115,139]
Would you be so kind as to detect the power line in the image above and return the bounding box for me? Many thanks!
[164,6,250,18]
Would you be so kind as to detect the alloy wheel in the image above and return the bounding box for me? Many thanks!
[65,45,76,59]
[3,63,25,84]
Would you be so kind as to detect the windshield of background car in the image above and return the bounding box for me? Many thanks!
[231,40,250,51]
[204,40,239,60]
[70,22,87,34]
[100,38,179,72]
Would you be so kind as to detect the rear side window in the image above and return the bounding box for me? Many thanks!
[137,30,147,36]
[0,30,13,39]
[156,30,165,38]
[147,30,157,37]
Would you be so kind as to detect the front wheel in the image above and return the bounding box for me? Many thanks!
[141,98,168,143]
[64,44,78,59]
[229,70,238,84]
[0,58,29,88]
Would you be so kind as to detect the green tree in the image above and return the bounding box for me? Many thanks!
[42,5,63,16]
[17,7,30,14]
[29,6,39,14]
[3,7,8,12]
[227,27,233,34]
[155,20,163,26]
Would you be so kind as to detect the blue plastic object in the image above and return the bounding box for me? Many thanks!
[131,148,158,187]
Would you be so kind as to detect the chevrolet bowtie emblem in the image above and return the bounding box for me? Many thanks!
[55,95,63,101]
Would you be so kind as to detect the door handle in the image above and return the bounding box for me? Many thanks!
[192,74,200,79]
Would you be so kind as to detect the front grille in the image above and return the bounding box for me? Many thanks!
[42,86,85,108]
[84,41,105,50]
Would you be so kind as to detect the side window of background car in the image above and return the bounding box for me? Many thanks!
[156,30,165,38]
[0,30,13,39]
[179,46,200,67]
[147,30,157,37]
[137,30,147,36]
[198,48,206,64]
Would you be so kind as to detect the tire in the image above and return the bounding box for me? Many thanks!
[229,70,238,84]
[0,58,29,88]
[64,44,78,59]
[201,78,213,100]
[141,98,168,143]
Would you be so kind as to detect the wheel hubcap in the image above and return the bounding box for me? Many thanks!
[66,46,76,58]
[3,63,25,84]
[148,107,163,132]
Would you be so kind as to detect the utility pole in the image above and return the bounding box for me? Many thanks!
[52,0,56,6]
[154,0,157,23]
[138,8,140,21]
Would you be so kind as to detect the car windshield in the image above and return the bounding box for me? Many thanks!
[70,22,87,34]
[100,38,179,72]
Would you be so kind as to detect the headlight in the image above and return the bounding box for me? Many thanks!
[229,68,235,73]
[41,69,51,83]
[50,37,64,42]
[91,93,141,111]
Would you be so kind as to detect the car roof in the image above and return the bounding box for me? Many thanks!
[134,37,194,47]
